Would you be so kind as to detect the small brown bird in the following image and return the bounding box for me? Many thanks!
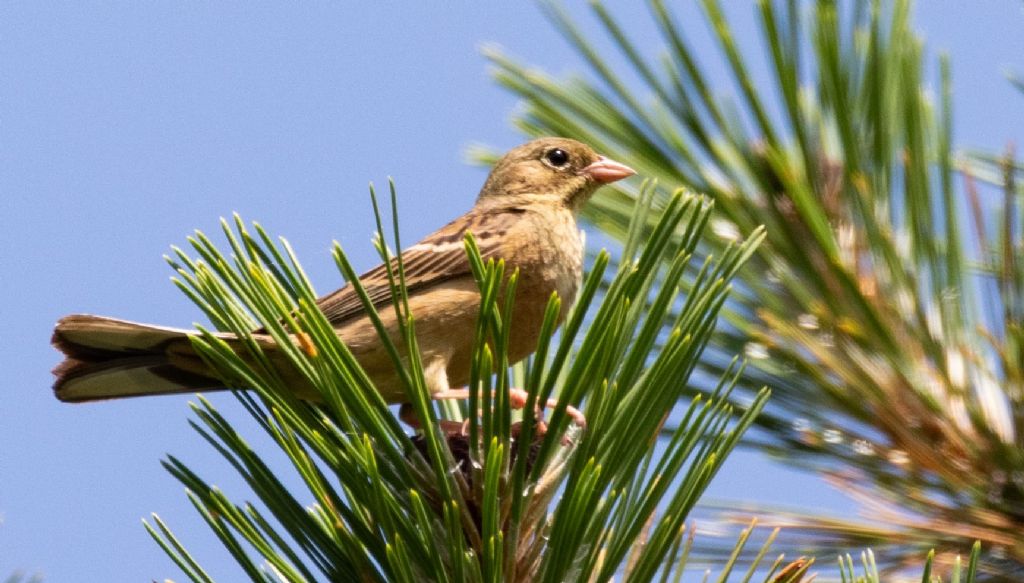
[52,137,635,407]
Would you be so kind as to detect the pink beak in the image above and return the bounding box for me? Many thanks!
[580,156,636,184]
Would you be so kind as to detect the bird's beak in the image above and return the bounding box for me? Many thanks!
[580,156,636,184]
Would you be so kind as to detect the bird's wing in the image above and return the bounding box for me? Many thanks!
[316,208,523,325]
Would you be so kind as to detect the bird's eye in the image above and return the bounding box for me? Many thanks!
[544,148,570,168]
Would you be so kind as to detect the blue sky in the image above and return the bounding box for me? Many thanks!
[3,3,1024,581]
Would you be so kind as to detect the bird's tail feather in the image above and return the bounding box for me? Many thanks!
[52,315,222,403]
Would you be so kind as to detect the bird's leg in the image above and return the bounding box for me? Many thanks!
[397,357,470,434]
[426,388,587,432]
[399,358,589,433]
[399,355,587,434]
[399,358,471,433]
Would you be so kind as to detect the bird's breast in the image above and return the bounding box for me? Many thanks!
[502,208,584,363]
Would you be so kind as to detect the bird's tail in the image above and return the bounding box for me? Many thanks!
[51,314,223,403]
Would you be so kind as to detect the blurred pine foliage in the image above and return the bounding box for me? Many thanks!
[484,0,1024,578]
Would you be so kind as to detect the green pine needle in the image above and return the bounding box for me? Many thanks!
[150,181,779,581]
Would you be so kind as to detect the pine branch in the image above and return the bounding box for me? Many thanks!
[145,182,776,581]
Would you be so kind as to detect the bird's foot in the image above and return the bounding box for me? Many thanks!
[399,388,587,437]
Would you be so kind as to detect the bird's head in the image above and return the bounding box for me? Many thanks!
[477,137,635,210]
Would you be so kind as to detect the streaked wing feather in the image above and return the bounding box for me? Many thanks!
[316,208,520,324]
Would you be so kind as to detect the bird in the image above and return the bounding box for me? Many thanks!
[51,137,635,410]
